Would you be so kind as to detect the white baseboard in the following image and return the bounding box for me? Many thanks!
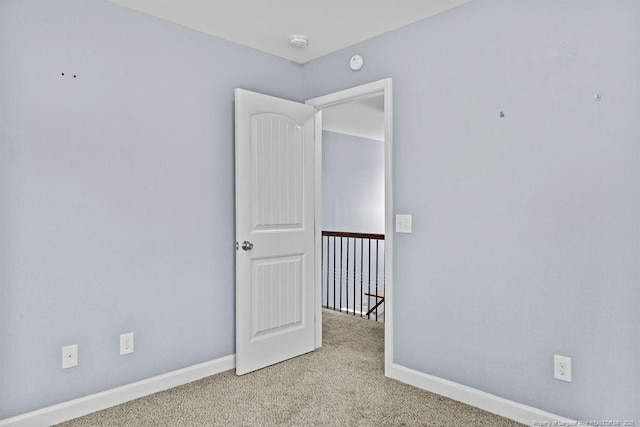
[1,356,573,426]
[387,362,574,426]
[0,354,235,427]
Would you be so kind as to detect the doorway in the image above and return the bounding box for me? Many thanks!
[306,78,394,375]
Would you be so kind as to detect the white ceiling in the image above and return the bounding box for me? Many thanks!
[323,95,385,141]
[107,0,472,63]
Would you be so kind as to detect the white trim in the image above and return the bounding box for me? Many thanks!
[387,363,575,426]
[382,80,393,376]
[306,78,393,369]
[306,80,389,109]
[0,355,235,427]
[313,108,324,349]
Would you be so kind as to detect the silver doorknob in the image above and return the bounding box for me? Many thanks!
[241,241,254,251]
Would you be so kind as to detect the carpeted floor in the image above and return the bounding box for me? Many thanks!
[60,309,523,426]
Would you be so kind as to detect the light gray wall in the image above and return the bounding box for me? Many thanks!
[0,0,301,419]
[322,131,384,234]
[2,0,640,422]
[303,0,640,421]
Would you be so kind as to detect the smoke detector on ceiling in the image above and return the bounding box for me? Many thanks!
[289,35,308,48]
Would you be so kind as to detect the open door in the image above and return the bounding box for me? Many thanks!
[235,88,317,375]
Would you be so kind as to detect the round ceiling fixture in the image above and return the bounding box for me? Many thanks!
[289,35,308,48]
[350,54,364,71]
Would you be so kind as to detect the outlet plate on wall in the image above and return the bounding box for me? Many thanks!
[62,344,78,369]
[554,354,571,382]
[120,332,134,355]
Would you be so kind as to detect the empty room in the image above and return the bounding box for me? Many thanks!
[1,0,639,425]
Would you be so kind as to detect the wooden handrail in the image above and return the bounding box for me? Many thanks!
[322,230,385,240]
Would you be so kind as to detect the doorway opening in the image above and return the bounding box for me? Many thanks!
[306,78,393,374]
[319,94,386,322]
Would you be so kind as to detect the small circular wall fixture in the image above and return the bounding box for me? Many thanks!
[350,54,364,71]
[289,34,308,48]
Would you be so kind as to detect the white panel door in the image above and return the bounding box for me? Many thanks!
[235,88,317,375]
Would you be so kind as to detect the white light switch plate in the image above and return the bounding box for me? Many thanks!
[395,214,412,233]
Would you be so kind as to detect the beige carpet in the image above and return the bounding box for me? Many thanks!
[60,310,523,426]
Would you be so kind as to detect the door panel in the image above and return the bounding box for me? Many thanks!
[235,89,316,375]
[251,113,304,230]
[251,255,303,338]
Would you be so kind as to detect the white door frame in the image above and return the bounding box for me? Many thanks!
[306,78,394,375]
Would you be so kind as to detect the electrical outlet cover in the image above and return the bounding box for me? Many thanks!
[62,344,78,369]
[120,332,134,355]
[554,354,571,382]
